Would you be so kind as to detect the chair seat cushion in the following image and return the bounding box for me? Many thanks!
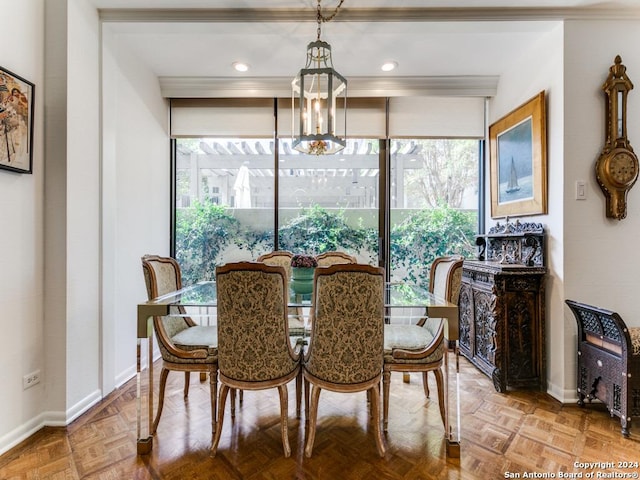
[630,327,640,356]
[172,325,217,350]
[156,325,217,365]
[383,324,443,364]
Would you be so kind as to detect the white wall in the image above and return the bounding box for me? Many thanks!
[65,0,102,421]
[562,20,640,389]
[563,20,640,319]
[102,25,171,387]
[0,0,46,454]
[488,23,567,400]
[43,0,68,429]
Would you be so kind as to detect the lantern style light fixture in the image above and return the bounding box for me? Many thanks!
[292,0,347,155]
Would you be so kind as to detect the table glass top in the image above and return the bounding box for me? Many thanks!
[144,280,450,309]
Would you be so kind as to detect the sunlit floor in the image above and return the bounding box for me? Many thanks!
[1,356,638,479]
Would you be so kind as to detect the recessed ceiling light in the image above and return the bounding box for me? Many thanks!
[232,62,249,72]
[381,61,398,72]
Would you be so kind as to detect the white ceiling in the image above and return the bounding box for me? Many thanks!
[95,1,640,93]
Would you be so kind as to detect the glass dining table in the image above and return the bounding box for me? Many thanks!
[136,280,461,458]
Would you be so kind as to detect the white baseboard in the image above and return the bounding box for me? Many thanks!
[66,389,102,424]
[0,413,48,456]
[0,409,67,457]
[547,381,579,404]
[0,389,104,456]
[115,365,137,389]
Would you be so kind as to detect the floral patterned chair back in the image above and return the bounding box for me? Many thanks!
[140,254,218,437]
[315,251,357,268]
[381,254,464,433]
[258,250,303,325]
[257,250,293,283]
[423,255,464,337]
[141,254,194,353]
[306,263,385,385]
[213,261,301,457]
[430,255,464,303]
[216,262,299,382]
[302,263,386,457]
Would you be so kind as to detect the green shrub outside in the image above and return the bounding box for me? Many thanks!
[175,203,476,288]
[278,205,376,258]
[390,205,476,287]
[175,201,243,283]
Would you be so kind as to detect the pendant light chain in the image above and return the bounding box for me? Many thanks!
[292,0,347,155]
[316,0,345,41]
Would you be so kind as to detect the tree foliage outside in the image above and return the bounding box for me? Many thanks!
[402,139,478,208]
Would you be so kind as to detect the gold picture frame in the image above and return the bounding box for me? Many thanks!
[490,91,547,218]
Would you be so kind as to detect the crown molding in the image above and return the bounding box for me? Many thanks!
[159,75,498,98]
[100,6,640,23]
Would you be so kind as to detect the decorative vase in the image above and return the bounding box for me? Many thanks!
[291,267,314,295]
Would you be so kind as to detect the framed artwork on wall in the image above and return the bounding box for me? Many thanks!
[490,91,547,218]
[0,66,34,174]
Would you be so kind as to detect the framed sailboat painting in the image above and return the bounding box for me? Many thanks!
[490,91,547,218]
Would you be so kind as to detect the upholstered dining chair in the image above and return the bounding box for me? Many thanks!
[303,263,386,458]
[140,255,218,436]
[314,251,357,267]
[212,262,302,458]
[257,250,294,279]
[257,250,306,336]
[382,255,463,432]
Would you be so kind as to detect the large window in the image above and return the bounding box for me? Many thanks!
[172,98,482,288]
[174,138,275,284]
[277,138,380,263]
[389,139,479,288]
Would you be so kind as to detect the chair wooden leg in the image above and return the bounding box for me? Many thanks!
[304,378,310,425]
[422,371,430,398]
[277,384,291,458]
[295,370,302,419]
[434,367,446,429]
[369,384,386,457]
[211,383,229,456]
[304,385,322,457]
[382,370,391,432]
[230,389,236,418]
[183,372,190,398]
[152,367,170,434]
[210,367,218,434]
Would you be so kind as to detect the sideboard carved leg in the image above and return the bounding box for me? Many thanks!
[492,368,503,393]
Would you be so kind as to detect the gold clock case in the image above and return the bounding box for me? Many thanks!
[596,147,639,220]
[595,55,636,220]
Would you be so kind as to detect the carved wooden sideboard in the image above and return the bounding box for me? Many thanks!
[458,220,546,392]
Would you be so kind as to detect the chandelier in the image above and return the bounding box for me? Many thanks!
[291,0,347,155]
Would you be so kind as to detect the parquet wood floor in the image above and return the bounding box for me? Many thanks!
[1,356,638,479]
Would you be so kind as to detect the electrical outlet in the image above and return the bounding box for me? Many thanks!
[23,370,41,390]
